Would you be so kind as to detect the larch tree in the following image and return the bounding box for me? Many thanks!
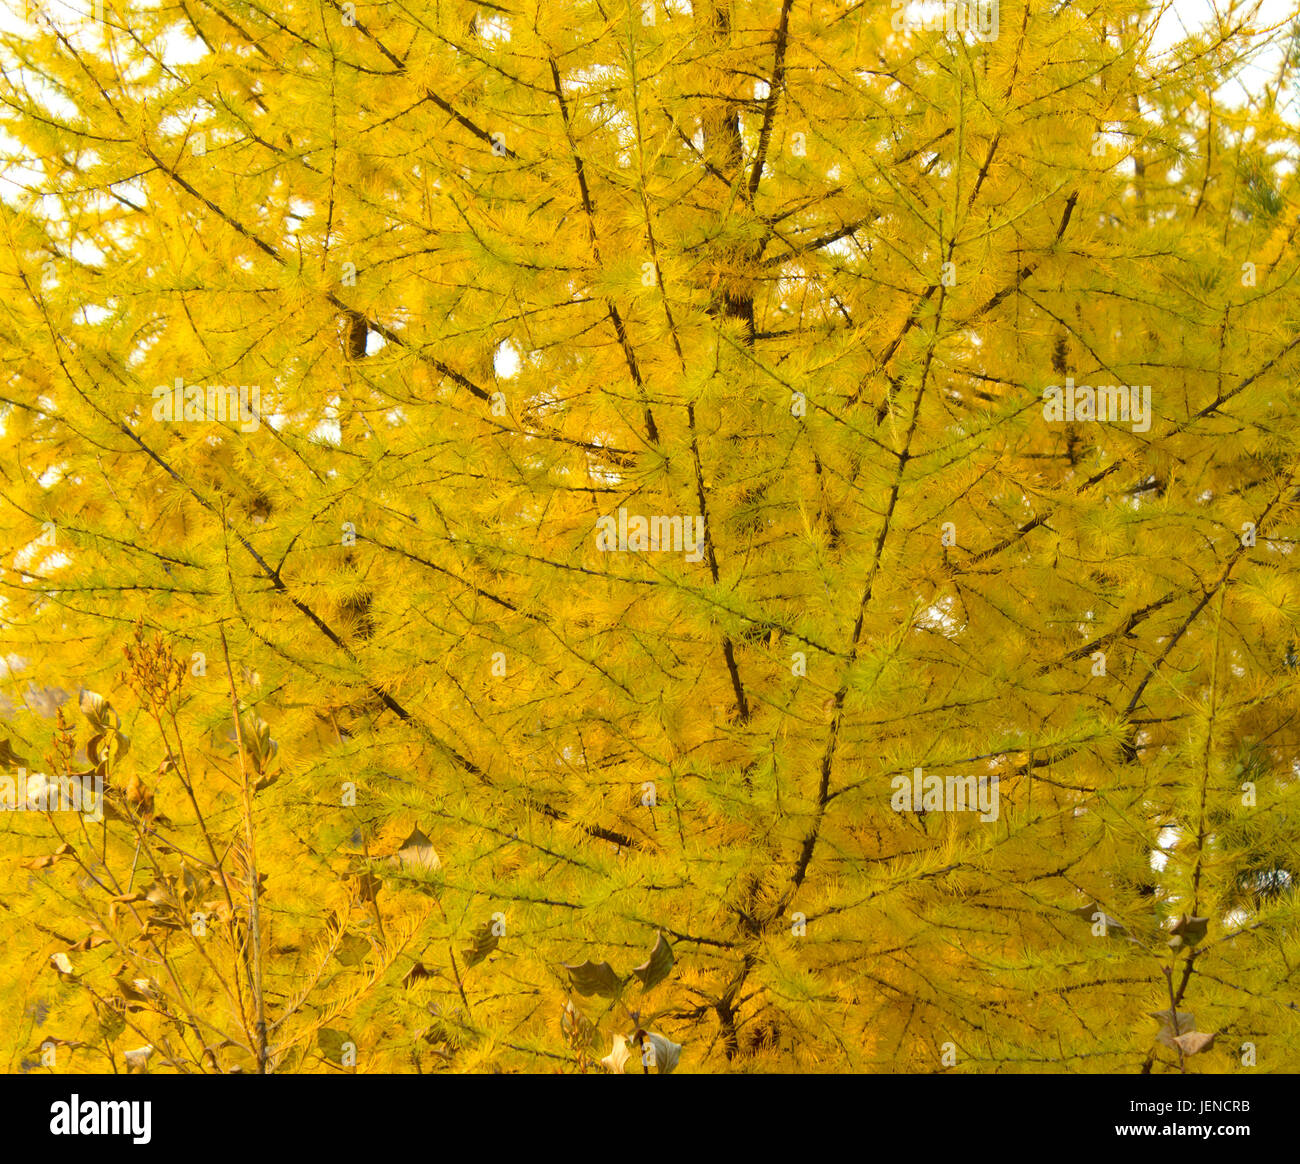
[0,0,1298,1074]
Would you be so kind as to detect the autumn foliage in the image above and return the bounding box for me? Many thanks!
[1,0,1299,1073]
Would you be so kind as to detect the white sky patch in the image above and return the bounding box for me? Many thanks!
[4,0,203,62]
[109,175,147,209]
[916,596,963,636]
[311,418,341,446]
[156,113,192,138]
[494,340,521,379]
[475,15,510,46]
[1150,824,1180,872]
[1150,0,1294,109]
[126,330,159,368]
[14,528,69,570]
[284,203,311,233]
[824,236,858,262]
[69,237,105,267]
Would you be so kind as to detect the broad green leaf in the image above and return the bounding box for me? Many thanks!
[461,921,499,968]
[565,959,624,999]
[641,1031,682,1074]
[633,931,674,992]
